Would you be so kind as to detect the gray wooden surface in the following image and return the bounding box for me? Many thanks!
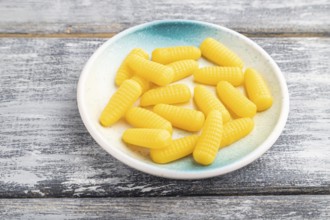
[1,196,329,219]
[0,0,329,36]
[0,0,329,219]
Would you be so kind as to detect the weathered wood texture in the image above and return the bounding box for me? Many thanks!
[0,196,329,219]
[0,0,329,35]
[0,37,329,198]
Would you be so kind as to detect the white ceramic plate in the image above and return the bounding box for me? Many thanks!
[77,20,289,179]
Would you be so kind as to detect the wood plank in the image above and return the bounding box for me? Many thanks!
[0,0,329,35]
[0,37,329,198]
[0,196,329,219]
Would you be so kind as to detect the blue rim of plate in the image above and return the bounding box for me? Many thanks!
[77,19,289,179]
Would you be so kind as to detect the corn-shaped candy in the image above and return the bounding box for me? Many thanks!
[193,110,223,165]
[220,118,254,147]
[126,107,172,133]
[200,38,244,68]
[115,48,149,86]
[150,135,199,164]
[193,66,244,86]
[99,80,142,127]
[128,55,174,86]
[140,84,191,106]
[244,68,273,111]
[194,85,231,123]
[122,128,172,149]
[152,46,201,64]
[153,104,205,132]
[217,81,256,118]
[130,75,150,93]
[167,60,199,82]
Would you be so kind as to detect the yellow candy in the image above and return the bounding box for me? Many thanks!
[220,118,254,148]
[153,104,205,132]
[193,66,244,86]
[115,48,149,86]
[150,135,199,164]
[128,54,174,86]
[126,107,172,134]
[140,84,191,107]
[244,68,273,111]
[167,60,199,82]
[152,46,201,64]
[122,128,172,149]
[193,110,223,165]
[194,85,231,123]
[200,37,244,68]
[130,75,150,93]
[217,81,256,118]
[99,79,142,127]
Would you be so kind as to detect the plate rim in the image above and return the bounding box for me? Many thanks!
[77,19,290,179]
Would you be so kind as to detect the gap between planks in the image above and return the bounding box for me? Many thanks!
[1,188,329,199]
[0,191,330,201]
[0,32,329,38]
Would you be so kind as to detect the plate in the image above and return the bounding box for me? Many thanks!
[77,20,289,179]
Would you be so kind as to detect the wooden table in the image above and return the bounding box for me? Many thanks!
[0,1,329,219]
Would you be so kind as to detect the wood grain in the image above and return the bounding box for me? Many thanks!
[0,0,329,35]
[0,37,329,198]
[0,196,329,219]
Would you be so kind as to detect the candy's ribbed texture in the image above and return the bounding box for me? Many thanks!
[244,68,273,111]
[193,66,244,86]
[153,104,205,132]
[152,46,201,64]
[122,128,172,149]
[115,48,149,86]
[217,81,256,118]
[200,38,244,68]
[193,110,223,165]
[99,80,142,127]
[128,54,174,86]
[130,75,150,93]
[220,118,254,147]
[194,85,231,122]
[126,107,172,134]
[140,84,191,106]
[167,60,199,82]
[150,135,199,164]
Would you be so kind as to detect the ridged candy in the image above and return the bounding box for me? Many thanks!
[126,107,172,133]
[220,118,254,147]
[150,135,199,164]
[122,128,172,149]
[153,104,205,132]
[217,81,256,118]
[244,68,273,111]
[200,38,244,68]
[193,110,223,165]
[193,66,243,86]
[99,79,142,127]
[115,48,149,86]
[128,55,174,86]
[152,46,201,64]
[140,84,191,106]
